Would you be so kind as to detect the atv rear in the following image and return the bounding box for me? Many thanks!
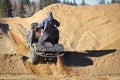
[29,43,64,64]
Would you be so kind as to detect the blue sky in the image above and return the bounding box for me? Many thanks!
[60,0,112,5]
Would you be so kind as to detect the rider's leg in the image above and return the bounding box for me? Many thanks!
[38,32,48,45]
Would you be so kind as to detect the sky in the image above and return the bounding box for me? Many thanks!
[60,0,112,5]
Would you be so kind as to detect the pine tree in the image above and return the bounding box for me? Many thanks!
[103,0,105,4]
[74,0,76,5]
[63,0,66,3]
[39,0,47,9]
[25,0,30,6]
[81,0,86,5]
[73,0,77,6]
[39,0,58,9]
[20,0,25,17]
[0,0,12,17]
[12,1,17,16]
[99,0,105,4]
[107,1,110,4]
[0,0,4,17]
[39,0,42,9]
[66,0,70,4]
[31,1,36,16]
[51,0,57,3]
[46,0,51,6]
[6,0,12,17]
[118,0,120,3]
[57,0,60,3]
[112,0,116,3]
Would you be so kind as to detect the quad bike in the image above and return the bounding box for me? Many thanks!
[26,22,63,64]
[29,42,64,64]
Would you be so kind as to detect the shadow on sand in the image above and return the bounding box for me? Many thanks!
[62,49,116,67]
[0,23,9,34]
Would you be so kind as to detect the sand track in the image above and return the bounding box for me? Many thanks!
[0,3,120,80]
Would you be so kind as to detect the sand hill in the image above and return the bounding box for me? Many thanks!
[0,3,120,80]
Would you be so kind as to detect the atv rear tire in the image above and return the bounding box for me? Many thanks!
[29,48,39,64]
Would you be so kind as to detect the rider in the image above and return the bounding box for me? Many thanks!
[37,12,60,47]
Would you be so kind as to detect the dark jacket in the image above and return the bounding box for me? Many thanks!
[38,12,60,44]
[38,12,60,34]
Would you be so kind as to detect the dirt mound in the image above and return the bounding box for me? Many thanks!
[0,54,39,79]
[30,3,120,51]
[0,51,119,80]
[0,18,29,54]
[0,3,120,52]
[0,3,120,80]
[0,53,75,79]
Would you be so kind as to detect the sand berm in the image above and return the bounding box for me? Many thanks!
[0,3,120,80]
